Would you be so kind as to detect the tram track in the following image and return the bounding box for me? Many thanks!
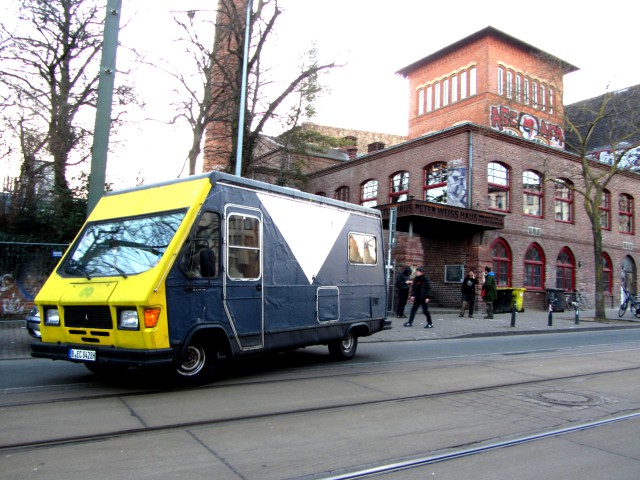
[311,411,640,480]
[2,364,640,454]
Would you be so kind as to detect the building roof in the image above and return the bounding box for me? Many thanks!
[396,26,578,77]
[564,84,640,154]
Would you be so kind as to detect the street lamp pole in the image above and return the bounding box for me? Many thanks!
[234,0,254,177]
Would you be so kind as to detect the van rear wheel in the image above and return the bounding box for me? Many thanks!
[175,340,216,385]
[328,331,358,360]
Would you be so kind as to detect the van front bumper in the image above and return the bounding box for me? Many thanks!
[31,342,175,368]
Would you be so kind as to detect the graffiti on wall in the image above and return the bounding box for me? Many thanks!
[490,105,565,148]
[447,167,468,207]
[0,245,64,318]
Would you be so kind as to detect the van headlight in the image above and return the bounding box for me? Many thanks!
[118,310,139,330]
[44,308,60,326]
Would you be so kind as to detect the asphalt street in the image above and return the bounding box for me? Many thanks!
[2,306,639,360]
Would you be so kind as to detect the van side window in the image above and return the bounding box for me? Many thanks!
[227,214,261,279]
[348,232,377,265]
[181,211,220,278]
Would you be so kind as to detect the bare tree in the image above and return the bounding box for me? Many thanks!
[0,0,137,240]
[168,0,338,180]
[0,0,104,212]
[560,86,640,320]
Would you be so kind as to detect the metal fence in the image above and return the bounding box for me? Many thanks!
[0,241,68,318]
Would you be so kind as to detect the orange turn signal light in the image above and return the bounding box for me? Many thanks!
[144,308,161,328]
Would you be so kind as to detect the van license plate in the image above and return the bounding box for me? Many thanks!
[69,349,96,361]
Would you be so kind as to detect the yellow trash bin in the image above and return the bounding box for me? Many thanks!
[512,288,526,312]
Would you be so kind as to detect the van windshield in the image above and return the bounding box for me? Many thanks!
[62,210,186,278]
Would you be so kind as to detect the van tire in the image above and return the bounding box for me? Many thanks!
[328,332,358,360]
[174,339,216,385]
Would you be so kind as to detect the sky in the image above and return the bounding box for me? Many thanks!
[8,0,640,188]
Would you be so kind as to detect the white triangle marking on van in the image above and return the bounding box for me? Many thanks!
[257,193,349,284]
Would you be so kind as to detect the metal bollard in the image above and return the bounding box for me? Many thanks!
[574,301,580,324]
[510,301,516,327]
[548,303,553,326]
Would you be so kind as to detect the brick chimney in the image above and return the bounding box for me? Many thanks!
[342,136,358,159]
[368,141,386,153]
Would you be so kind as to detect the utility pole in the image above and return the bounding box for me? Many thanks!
[87,0,122,215]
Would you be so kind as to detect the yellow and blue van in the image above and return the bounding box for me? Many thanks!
[32,172,388,384]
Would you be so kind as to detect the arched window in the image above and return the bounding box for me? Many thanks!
[389,171,410,203]
[442,78,449,107]
[469,67,477,96]
[424,162,447,204]
[556,247,575,291]
[488,162,510,212]
[491,238,511,286]
[434,82,441,109]
[506,70,513,99]
[360,180,378,207]
[524,243,545,289]
[417,89,424,116]
[334,186,349,202]
[554,179,573,223]
[497,67,504,96]
[622,256,637,294]
[602,252,613,294]
[600,189,611,230]
[619,193,634,234]
[523,170,543,217]
[451,75,458,103]
[460,71,468,100]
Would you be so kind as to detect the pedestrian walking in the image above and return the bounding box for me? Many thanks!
[404,266,433,328]
[459,269,478,318]
[481,266,498,319]
[395,265,413,318]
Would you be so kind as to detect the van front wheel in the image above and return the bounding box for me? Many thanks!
[175,340,216,385]
[328,332,358,360]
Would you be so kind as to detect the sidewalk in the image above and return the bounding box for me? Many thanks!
[2,308,640,359]
[362,307,640,343]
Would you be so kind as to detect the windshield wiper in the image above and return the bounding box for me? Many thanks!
[66,265,91,280]
[97,261,129,279]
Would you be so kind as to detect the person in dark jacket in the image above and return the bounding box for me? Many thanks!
[459,269,478,318]
[404,266,433,328]
[395,265,413,318]
[481,266,498,319]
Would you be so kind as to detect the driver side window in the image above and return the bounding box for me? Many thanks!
[181,211,220,278]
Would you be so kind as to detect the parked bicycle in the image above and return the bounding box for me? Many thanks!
[618,289,640,318]
[564,290,589,311]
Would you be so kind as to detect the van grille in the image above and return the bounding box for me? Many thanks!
[64,306,113,330]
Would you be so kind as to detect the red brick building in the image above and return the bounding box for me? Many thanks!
[305,26,639,311]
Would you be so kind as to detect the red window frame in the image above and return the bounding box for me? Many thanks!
[600,189,611,230]
[523,170,543,217]
[389,171,410,203]
[490,238,511,286]
[524,243,545,289]
[360,179,378,207]
[488,162,510,212]
[619,193,634,235]
[424,162,447,203]
[334,186,349,202]
[555,247,575,291]
[554,179,573,223]
[601,252,613,294]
